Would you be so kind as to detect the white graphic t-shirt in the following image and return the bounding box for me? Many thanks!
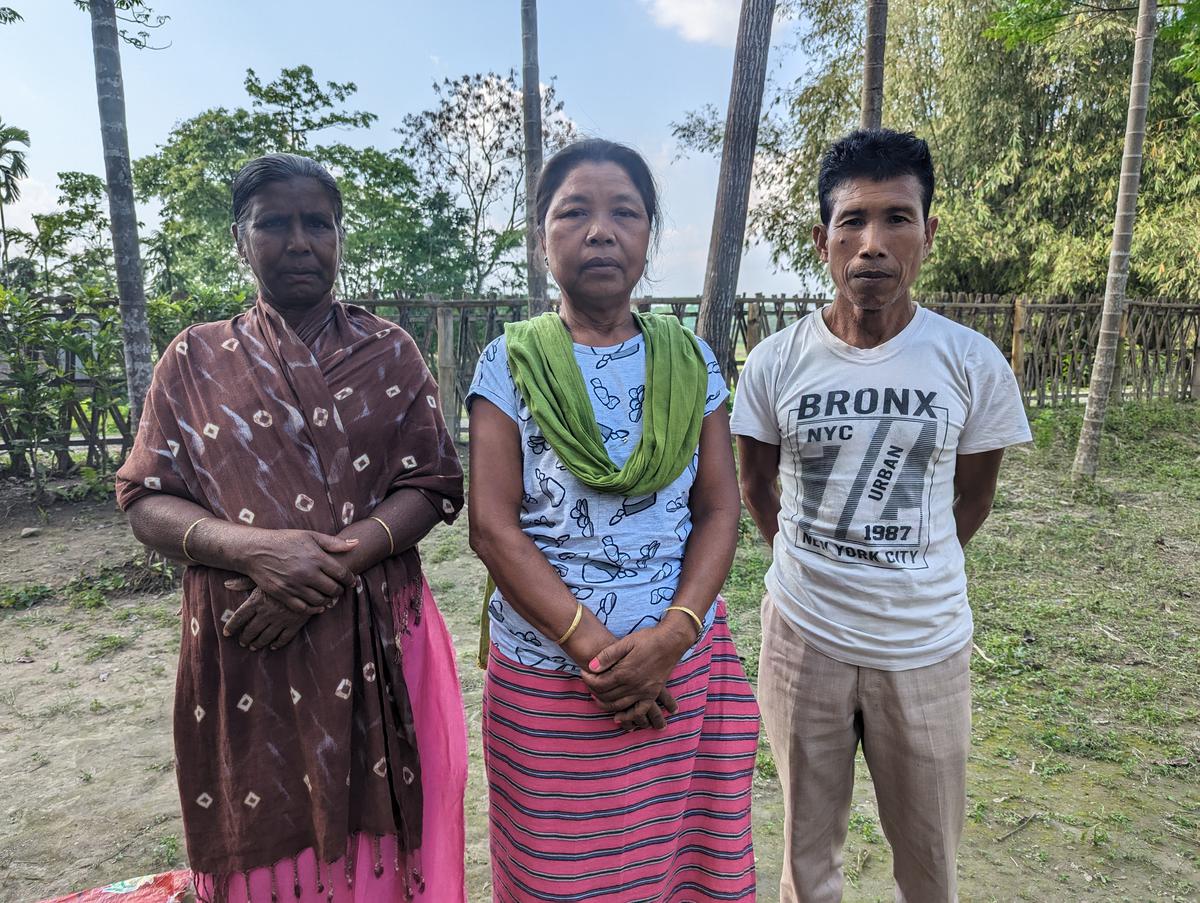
[468,332,728,672]
[731,305,1031,670]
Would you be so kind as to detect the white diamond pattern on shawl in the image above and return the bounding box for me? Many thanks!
[196,792,213,809]
[373,757,387,777]
[203,423,219,439]
[252,410,273,428]
[244,791,260,808]
[237,693,253,712]
[238,508,255,525]
[143,476,161,490]
[335,678,352,699]
[352,454,369,471]
[312,407,329,427]
[294,494,314,512]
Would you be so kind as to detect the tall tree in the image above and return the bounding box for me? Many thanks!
[696,0,776,374]
[0,120,30,286]
[398,71,575,296]
[861,0,888,129]
[87,0,153,428]
[244,65,377,151]
[675,1,1199,298]
[1073,0,1159,478]
[520,0,549,314]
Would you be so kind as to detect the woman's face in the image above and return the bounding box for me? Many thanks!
[541,161,651,307]
[233,176,341,313]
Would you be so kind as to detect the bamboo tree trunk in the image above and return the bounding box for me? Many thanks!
[696,0,776,376]
[521,0,549,316]
[1072,0,1157,480]
[88,0,153,432]
[861,0,888,130]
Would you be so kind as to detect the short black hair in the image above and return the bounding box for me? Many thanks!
[535,139,660,246]
[817,129,934,224]
[231,153,345,243]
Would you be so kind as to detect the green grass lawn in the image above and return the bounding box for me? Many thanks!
[1,401,1196,901]
[718,401,1200,900]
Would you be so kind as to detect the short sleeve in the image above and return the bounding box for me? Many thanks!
[466,335,520,423]
[958,338,1033,454]
[695,338,730,416]
[730,340,782,444]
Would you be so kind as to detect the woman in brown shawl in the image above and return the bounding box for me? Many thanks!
[115,153,467,902]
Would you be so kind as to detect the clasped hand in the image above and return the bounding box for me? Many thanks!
[221,528,359,650]
[580,625,693,732]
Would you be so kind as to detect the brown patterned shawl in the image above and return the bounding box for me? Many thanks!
[115,298,463,889]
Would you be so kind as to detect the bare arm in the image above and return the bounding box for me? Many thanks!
[736,435,782,548]
[335,488,444,576]
[125,494,357,612]
[467,398,619,670]
[581,408,740,723]
[953,448,1005,547]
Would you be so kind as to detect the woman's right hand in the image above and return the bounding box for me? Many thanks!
[236,529,358,613]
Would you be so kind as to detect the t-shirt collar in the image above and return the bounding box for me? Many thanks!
[813,302,928,363]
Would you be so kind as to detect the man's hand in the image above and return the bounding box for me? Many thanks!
[222,582,315,651]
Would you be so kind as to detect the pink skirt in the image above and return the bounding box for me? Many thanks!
[196,582,468,903]
[483,600,759,902]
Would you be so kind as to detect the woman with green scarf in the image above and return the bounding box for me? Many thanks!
[467,139,758,902]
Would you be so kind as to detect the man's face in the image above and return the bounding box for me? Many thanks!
[813,174,938,312]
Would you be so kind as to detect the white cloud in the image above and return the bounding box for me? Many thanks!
[641,0,741,48]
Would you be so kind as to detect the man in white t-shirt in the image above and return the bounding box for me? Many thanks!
[731,129,1031,903]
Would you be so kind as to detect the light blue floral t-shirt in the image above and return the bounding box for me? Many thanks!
[467,331,728,672]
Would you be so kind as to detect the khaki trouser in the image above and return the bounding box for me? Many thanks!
[757,593,972,903]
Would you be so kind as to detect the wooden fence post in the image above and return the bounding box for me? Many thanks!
[1011,296,1028,397]
[435,301,460,438]
[1190,330,1200,401]
[746,293,764,352]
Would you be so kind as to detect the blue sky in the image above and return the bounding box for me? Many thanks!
[3,0,812,296]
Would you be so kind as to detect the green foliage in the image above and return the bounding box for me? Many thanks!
[134,64,475,299]
[244,65,377,151]
[0,289,73,490]
[396,71,576,295]
[0,583,53,610]
[675,1,1200,297]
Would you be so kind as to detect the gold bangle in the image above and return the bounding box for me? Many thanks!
[665,605,704,637]
[555,601,584,646]
[369,516,395,556]
[181,518,206,564]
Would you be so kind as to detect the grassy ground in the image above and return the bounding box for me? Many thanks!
[0,402,1197,902]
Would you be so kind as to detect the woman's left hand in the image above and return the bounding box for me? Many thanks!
[580,623,694,716]
[222,579,317,650]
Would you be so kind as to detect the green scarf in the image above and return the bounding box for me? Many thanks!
[504,310,709,496]
[477,309,711,668]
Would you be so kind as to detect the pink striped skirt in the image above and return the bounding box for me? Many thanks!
[483,601,759,902]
